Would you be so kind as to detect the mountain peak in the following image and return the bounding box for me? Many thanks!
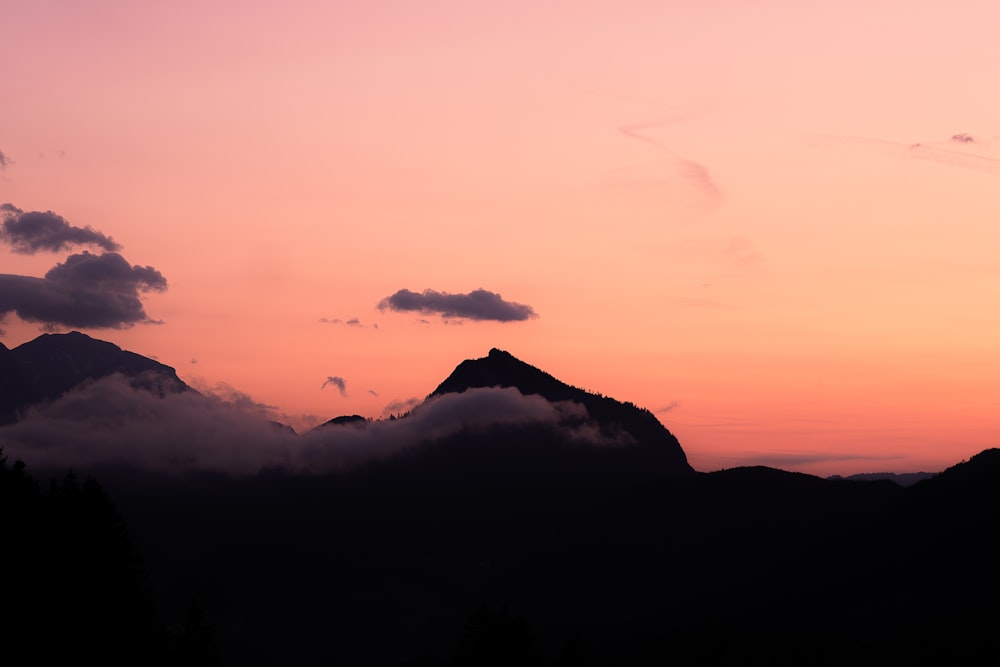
[1,331,191,424]
[430,349,577,402]
[431,349,693,474]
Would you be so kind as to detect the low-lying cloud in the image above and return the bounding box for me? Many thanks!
[0,378,624,476]
[378,288,538,322]
[0,251,168,328]
[382,396,421,418]
[1,204,121,254]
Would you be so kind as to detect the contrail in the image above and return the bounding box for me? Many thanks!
[618,119,723,202]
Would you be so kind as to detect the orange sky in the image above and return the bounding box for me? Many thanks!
[2,0,999,475]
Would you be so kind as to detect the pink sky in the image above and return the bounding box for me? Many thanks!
[2,0,999,475]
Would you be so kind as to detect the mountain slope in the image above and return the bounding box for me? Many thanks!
[430,348,692,474]
[0,331,191,424]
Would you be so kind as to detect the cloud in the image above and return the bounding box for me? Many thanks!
[382,396,421,417]
[0,380,623,476]
[0,150,10,169]
[656,401,680,415]
[618,120,722,203]
[322,376,347,396]
[378,288,538,322]
[0,251,167,329]
[368,389,379,397]
[740,451,905,468]
[319,317,377,329]
[809,134,1000,173]
[1,204,121,254]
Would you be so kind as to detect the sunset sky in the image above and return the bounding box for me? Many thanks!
[3,0,999,475]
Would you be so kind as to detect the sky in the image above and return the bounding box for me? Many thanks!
[2,0,999,476]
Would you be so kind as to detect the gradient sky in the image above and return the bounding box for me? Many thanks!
[3,0,999,475]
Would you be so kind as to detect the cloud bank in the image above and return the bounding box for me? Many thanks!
[1,204,121,254]
[0,251,168,328]
[378,288,538,322]
[0,378,621,476]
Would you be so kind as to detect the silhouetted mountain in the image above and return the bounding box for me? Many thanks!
[0,331,191,424]
[918,447,1000,488]
[0,342,26,424]
[267,420,297,436]
[313,414,369,430]
[6,334,1000,666]
[827,471,936,486]
[431,348,692,475]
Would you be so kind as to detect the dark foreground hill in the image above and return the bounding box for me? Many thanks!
[2,335,998,665]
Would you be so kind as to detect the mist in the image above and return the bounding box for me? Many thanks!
[0,375,625,476]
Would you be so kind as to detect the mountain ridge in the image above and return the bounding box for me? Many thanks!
[0,331,190,424]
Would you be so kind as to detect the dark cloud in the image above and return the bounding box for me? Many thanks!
[1,203,122,254]
[0,149,10,169]
[0,381,624,476]
[950,133,975,143]
[0,251,167,328]
[378,288,538,322]
[322,376,347,396]
[368,389,379,397]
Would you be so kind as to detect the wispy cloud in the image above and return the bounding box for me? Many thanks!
[0,150,10,170]
[617,120,722,203]
[656,401,680,415]
[319,317,377,329]
[808,134,1000,173]
[0,251,167,329]
[378,288,538,322]
[321,376,347,396]
[382,396,420,417]
[1,203,121,254]
[740,451,905,468]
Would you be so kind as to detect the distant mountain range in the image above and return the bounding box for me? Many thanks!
[4,332,999,666]
[828,471,937,486]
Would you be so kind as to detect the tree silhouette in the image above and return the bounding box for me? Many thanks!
[1,450,162,664]
[453,605,545,667]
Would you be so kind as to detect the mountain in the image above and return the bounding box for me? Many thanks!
[5,334,1000,665]
[827,471,937,486]
[0,331,190,424]
[431,348,692,475]
[0,342,27,424]
[313,414,369,430]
